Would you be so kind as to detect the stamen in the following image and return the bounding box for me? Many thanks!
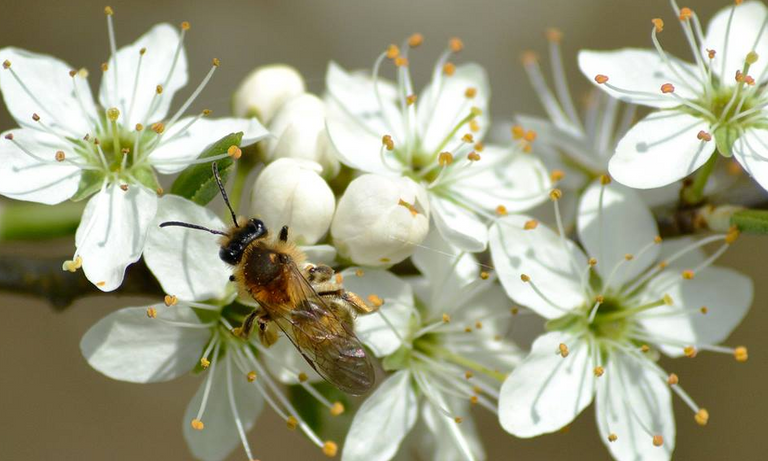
[166,61,219,129]
[193,340,220,424]
[104,6,120,114]
[225,355,255,461]
[322,441,338,458]
[546,28,581,127]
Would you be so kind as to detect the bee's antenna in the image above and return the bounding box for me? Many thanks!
[212,161,239,227]
[159,221,228,236]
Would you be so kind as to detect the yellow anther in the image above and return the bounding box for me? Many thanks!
[465,371,474,379]
[181,21,191,30]
[595,295,604,303]
[641,344,650,353]
[119,184,129,192]
[246,371,257,382]
[510,307,519,315]
[322,441,338,457]
[745,75,755,85]
[156,186,164,196]
[139,47,147,56]
[398,198,419,216]
[524,219,539,230]
[227,145,242,159]
[652,18,664,33]
[475,321,483,329]
[298,372,309,382]
[594,366,605,377]
[146,307,158,319]
[386,44,400,59]
[654,236,663,244]
[55,151,66,162]
[667,373,679,385]
[558,343,569,358]
[62,255,83,272]
[682,270,695,280]
[658,261,669,269]
[202,109,212,116]
[470,395,479,405]
[653,435,664,447]
[734,346,748,362]
[200,357,211,369]
[164,294,178,306]
[747,51,759,64]
[438,151,454,166]
[121,148,130,156]
[700,306,708,314]
[550,170,565,182]
[465,87,477,98]
[736,70,745,83]
[454,416,463,423]
[286,416,298,430]
[2,60,10,69]
[695,409,709,426]
[661,83,675,94]
[624,254,634,261]
[736,0,743,4]
[520,274,531,282]
[588,258,597,266]
[32,113,40,122]
[408,33,424,48]
[406,94,417,105]
[394,56,409,67]
[495,205,508,216]
[546,28,563,43]
[725,226,740,244]
[599,174,611,185]
[608,433,618,442]
[155,84,163,94]
[382,134,394,151]
[330,402,345,416]
[104,6,114,15]
[462,133,475,143]
[464,326,473,333]
[69,69,77,77]
[594,74,609,84]
[549,189,563,201]
[151,122,165,134]
[212,58,221,67]
[355,269,365,277]
[135,123,144,132]
[467,151,481,161]
[707,48,716,59]
[449,37,464,52]
[679,7,692,21]
[442,313,451,323]
[697,130,712,142]
[684,346,697,358]
[443,62,456,75]
[367,294,384,307]
[521,50,538,65]
[380,257,391,263]
[663,294,674,305]
[480,271,490,280]
[474,141,485,152]
[190,419,204,431]
[101,62,109,72]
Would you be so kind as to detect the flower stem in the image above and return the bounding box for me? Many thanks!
[682,153,717,205]
[418,341,507,382]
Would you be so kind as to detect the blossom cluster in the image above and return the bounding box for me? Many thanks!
[0,2,762,461]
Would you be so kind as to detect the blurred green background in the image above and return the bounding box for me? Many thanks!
[1,0,765,459]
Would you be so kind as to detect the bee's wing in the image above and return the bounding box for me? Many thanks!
[270,263,375,395]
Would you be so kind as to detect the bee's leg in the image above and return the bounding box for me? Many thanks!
[279,225,289,242]
[233,310,260,339]
[234,311,278,346]
[305,264,334,284]
[257,316,279,347]
[343,291,379,314]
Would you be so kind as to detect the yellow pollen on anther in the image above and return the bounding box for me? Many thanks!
[298,372,309,382]
[202,109,212,116]
[624,254,634,261]
[62,255,83,272]
[474,142,484,152]
[156,187,164,196]
[682,270,695,280]
[181,21,191,30]
[510,307,519,315]
[641,344,650,353]
[695,409,709,426]
[2,60,10,69]
[600,174,611,185]
[734,346,748,362]
[467,151,481,162]
[394,56,409,67]
[443,62,456,75]
[511,125,525,140]
[653,435,664,447]
[442,313,451,323]
[101,62,109,72]
[558,343,569,358]
[449,37,464,52]
[382,134,394,151]
[454,416,463,424]
[146,307,157,319]
[464,326,473,333]
[104,6,114,15]
[588,258,598,266]
[135,123,144,132]
[462,133,475,143]
[386,44,400,59]
[595,295,605,303]
[212,58,221,67]
[475,321,483,329]
[408,33,424,48]
[191,419,204,430]
[608,433,618,442]
[164,294,178,306]
[707,48,717,59]
[355,269,365,277]
[406,94,417,105]
[200,358,210,369]
[521,274,531,282]
[524,219,539,230]
[330,402,345,416]
[661,83,675,94]
[595,74,609,84]
[663,294,674,305]
[654,236,663,244]
[684,346,697,358]
[495,205,508,216]
[465,87,477,98]
[322,441,338,457]
[69,69,77,77]
[549,189,563,201]
[470,395,479,405]
[668,373,679,385]
[465,371,474,379]
[679,7,692,21]
[594,366,605,377]
[155,84,163,94]
[524,130,537,142]
[700,306,708,314]
[480,272,490,280]
[550,170,565,182]
[367,294,384,307]
[286,416,298,430]
[546,28,563,43]
[652,18,664,33]
[55,151,66,162]
[227,145,242,159]
[469,119,480,132]
[151,122,165,134]
[32,113,40,122]
[521,51,538,65]
[658,261,669,269]
[438,151,454,166]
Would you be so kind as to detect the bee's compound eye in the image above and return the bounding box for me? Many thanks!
[248,218,265,233]
[219,246,241,265]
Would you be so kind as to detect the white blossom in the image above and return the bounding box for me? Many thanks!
[232,63,305,123]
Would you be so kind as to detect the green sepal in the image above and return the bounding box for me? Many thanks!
[545,313,580,332]
[70,170,105,202]
[170,132,243,205]
[732,209,768,234]
[132,165,161,192]
[714,125,738,158]
[382,345,412,371]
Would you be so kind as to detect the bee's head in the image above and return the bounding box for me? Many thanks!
[219,218,267,265]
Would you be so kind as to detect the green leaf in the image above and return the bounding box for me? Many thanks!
[170,132,244,205]
[732,209,768,234]
[70,170,105,202]
[714,125,738,157]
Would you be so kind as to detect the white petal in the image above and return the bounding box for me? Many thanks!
[442,145,551,214]
[341,268,415,357]
[80,305,210,383]
[499,332,594,437]
[325,62,405,175]
[100,23,188,127]
[144,194,230,302]
[610,111,715,189]
[577,181,659,290]
[704,1,768,83]
[732,128,768,191]
[0,128,82,203]
[261,336,321,384]
[419,399,484,461]
[417,63,490,153]
[0,47,97,135]
[578,49,700,108]
[342,370,418,461]
[300,244,337,266]
[489,215,588,319]
[657,237,707,268]
[232,64,305,122]
[76,184,158,291]
[149,117,268,174]
[596,352,675,461]
[429,194,488,252]
[183,354,264,461]
[638,266,753,357]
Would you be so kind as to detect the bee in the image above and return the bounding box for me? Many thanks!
[159,163,376,395]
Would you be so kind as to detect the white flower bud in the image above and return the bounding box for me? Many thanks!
[249,159,335,245]
[264,94,340,177]
[232,64,305,123]
[331,174,430,267]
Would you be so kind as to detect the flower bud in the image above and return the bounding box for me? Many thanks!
[264,94,340,177]
[331,174,430,266]
[249,159,334,245]
[232,64,305,123]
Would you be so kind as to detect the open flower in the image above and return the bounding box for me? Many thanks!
[340,231,522,461]
[0,9,268,290]
[489,181,752,461]
[579,1,768,191]
[325,35,550,252]
[81,195,344,461]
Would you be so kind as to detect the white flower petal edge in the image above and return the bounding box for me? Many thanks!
[183,354,264,461]
[342,370,418,461]
[577,181,659,290]
[703,1,768,83]
[80,305,210,383]
[430,194,489,252]
[609,111,715,189]
[75,183,158,291]
[144,194,231,301]
[732,128,768,190]
[499,331,594,437]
